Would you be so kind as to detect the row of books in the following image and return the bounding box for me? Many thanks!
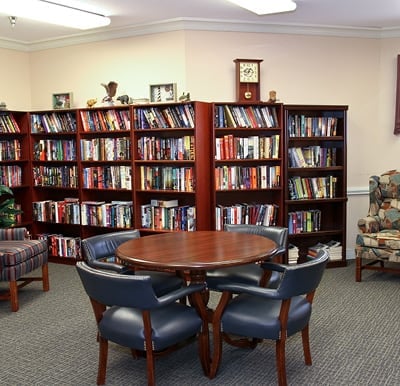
[80,109,130,132]
[214,104,279,128]
[0,113,21,133]
[32,165,78,188]
[0,165,22,187]
[288,146,337,168]
[32,198,133,228]
[137,135,195,161]
[81,200,133,228]
[215,134,280,160]
[33,198,81,224]
[37,233,81,259]
[33,139,76,161]
[287,115,338,137]
[139,165,194,192]
[308,240,342,261]
[288,244,299,264]
[215,203,279,230]
[82,165,132,190]
[288,209,322,234]
[288,175,337,200]
[31,112,77,133]
[141,202,195,231]
[80,137,131,161]
[0,139,21,160]
[215,165,280,190]
[134,104,195,129]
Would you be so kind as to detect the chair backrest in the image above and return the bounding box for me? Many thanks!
[81,230,140,270]
[224,224,288,255]
[76,261,160,308]
[276,249,329,299]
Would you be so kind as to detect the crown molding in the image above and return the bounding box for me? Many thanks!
[1,17,399,52]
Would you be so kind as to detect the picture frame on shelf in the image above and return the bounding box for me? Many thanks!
[52,92,72,109]
[149,83,177,103]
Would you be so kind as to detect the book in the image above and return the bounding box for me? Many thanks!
[150,199,178,208]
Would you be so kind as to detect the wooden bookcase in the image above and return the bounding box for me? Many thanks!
[284,104,348,267]
[210,102,285,242]
[0,110,32,227]
[132,101,212,232]
[29,109,81,263]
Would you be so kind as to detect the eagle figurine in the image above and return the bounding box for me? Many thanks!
[101,81,118,103]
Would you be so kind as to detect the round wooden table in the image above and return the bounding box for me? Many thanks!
[116,230,278,283]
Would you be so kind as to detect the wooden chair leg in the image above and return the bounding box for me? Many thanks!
[276,338,287,386]
[355,256,362,282]
[9,280,19,312]
[301,325,312,365]
[42,263,50,291]
[146,349,156,386]
[97,336,108,385]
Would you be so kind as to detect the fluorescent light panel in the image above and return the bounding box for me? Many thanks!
[227,0,296,15]
[0,0,110,30]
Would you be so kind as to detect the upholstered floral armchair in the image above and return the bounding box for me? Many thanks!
[355,170,400,281]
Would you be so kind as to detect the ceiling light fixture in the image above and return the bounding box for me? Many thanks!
[226,0,297,15]
[0,0,110,30]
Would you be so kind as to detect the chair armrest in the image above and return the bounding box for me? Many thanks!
[259,261,287,272]
[214,282,280,299]
[157,283,206,306]
[0,227,27,240]
[357,215,380,233]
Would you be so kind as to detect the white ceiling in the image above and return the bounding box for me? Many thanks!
[1,0,400,51]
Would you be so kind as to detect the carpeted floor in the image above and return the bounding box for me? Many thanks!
[1,260,400,385]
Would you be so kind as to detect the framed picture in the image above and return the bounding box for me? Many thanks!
[52,92,72,109]
[149,83,177,103]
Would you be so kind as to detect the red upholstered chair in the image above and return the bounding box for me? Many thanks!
[0,227,49,311]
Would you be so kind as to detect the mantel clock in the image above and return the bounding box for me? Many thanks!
[234,58,263,103]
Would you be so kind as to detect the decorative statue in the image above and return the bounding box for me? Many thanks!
[179,92,191,102]
[86,98,97,108]
[117,95,133,104]
[267,90,278,103]
[101,81,118,103]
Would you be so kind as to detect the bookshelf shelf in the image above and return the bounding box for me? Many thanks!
[284,104,348,267]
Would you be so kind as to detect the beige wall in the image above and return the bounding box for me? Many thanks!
[3,29,400,258]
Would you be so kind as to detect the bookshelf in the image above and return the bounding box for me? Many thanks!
[132,101,212,232]
[29,109,81,263]
[284,105,348,267]
[0,110,32,227]
[211,102,285,242]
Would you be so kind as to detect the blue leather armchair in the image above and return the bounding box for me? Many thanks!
[206,224,288,290]
[209,249,328,386]
[76,261,209,385]
[81,230,184,296]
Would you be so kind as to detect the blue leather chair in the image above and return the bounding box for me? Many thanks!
[81,230,184,296]
[76,261,209,386]
[209,249,329,386]
[206,224,288,290]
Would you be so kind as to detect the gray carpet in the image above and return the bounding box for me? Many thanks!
[1,261,400,385]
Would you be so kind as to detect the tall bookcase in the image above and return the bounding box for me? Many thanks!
[0,110,32,226]
[284,105,348,267]
[132,101,212,232]
[30,109,81,262]
[211,102,285,239]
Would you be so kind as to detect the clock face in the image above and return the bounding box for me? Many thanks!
[239,62,259,83]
